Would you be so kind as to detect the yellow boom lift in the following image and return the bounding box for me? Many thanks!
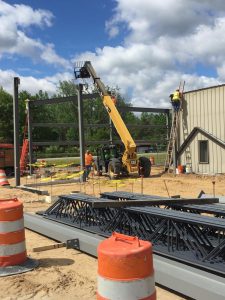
[74,61,151,179]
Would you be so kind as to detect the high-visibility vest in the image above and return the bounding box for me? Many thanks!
[85,153,93,165]
[172,91,180,101]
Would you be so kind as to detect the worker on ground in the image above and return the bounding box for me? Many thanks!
[85,150,94,180]
[170,89,182,112]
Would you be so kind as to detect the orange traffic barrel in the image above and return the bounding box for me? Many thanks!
[0,199,26,267]
[149,156,155,165]
[177,165,184,174]
[0,199,38,277]
[97,232,156,300]
[0,169,10,186]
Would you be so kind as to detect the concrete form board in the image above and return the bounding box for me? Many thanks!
[24,213,225,300]
[180,85,225,174]
[155,255,225,300]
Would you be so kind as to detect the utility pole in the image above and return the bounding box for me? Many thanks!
[13,77,20,186]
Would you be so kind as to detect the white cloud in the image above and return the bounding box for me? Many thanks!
[0,0,53,27]
[0,0,69,68]
[0,68,73,96]
[110,0,225,42]
[1,0,225,108]
[74,0,225,107]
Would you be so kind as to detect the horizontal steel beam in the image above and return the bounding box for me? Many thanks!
[24,213,103,256]
[100,191,219,204]
[32,123,168,129]
[92,197,219,208]
[119,106,170,114]
[32,139,166,146]
[32,140,114,146]
[28,94,99,106]
[18,185,48,195]
[24,213,225,300]
[24,178,80,187]
[172,203,225,217]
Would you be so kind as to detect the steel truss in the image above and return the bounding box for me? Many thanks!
[40,193,225,275]
[24,213,225,300]
[101,191,225,218]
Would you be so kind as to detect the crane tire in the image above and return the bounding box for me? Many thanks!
[138,156,151,177]
[108,159,121,180]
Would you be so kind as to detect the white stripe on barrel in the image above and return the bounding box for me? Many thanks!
[98,274,155,300]
[0,218,24,233]
[0,241,26,256]
[97,232,156,300]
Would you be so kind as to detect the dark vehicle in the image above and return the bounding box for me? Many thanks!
[93,145,125,179]
[0,144,14,176]
[93,144,150,180]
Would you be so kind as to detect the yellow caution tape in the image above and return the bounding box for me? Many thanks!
[28,162,77,168]
[127,179,137,183]
[40,170,84,182]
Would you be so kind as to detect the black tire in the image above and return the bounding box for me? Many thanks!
[108,159,121,180]
[138,156,151,177]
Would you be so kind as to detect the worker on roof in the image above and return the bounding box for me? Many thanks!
[85,150,94,180]
[170,89,182,112]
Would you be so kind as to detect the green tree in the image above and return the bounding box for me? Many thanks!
[0,87,13,142]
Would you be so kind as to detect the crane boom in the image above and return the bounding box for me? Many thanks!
[83,61,136,154]
[74,61,151,177]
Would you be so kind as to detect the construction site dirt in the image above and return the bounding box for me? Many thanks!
[1,166,225,300]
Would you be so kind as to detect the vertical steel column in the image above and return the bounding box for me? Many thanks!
[26,100,33,175]
[77,84,85,182]
[13,77,20,186]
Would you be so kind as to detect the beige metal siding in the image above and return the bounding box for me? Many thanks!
[179,85,225,174]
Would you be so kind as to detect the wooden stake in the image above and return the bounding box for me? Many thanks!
[33,242,66,252]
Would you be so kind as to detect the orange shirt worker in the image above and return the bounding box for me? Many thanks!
[85,150,93,179]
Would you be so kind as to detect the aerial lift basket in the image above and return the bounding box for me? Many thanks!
[74,61,90,79]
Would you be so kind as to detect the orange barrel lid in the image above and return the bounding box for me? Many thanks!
[98,232,153,280]
[0,199,23,221]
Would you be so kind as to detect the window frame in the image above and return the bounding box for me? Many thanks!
[198,140,209,164]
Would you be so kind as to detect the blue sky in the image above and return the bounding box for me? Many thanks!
[1,1,119,76]
[1,0,225,107]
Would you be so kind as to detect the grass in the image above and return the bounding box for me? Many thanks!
[41,152,166,166]
[138,152,166,165]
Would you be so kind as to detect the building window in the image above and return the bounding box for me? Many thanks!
[199,140,209,163]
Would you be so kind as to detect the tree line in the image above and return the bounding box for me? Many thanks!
[0,80,168,156]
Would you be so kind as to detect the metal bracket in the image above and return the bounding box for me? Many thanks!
[66,238,80,250]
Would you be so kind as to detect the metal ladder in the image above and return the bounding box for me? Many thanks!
[164,82,185,172]
[19,116,29,174]
[164,109,181,172]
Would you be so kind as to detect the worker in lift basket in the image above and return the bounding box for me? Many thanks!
[170,89,181,112]
[85,150,94,181]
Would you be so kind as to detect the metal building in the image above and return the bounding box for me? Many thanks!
[178,84,225,174]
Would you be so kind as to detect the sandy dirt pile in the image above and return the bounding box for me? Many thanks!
[0,166,224,299]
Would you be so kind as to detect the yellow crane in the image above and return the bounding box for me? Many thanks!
[74,61,151,179]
